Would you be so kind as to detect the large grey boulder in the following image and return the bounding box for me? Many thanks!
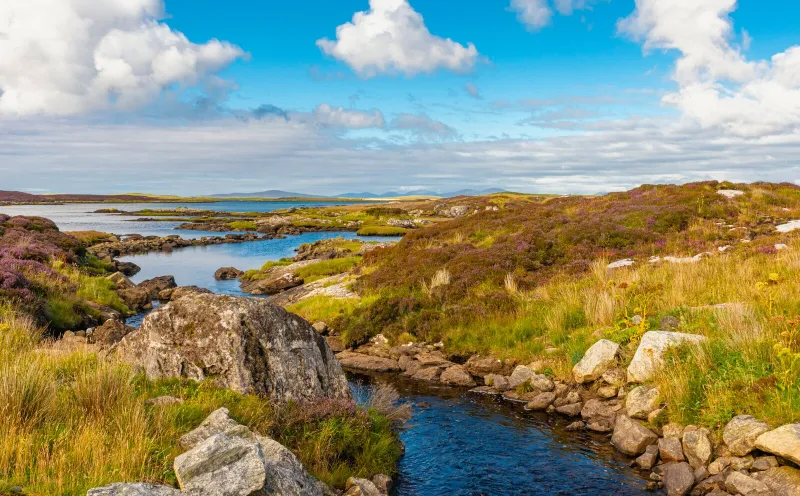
[87,484,180,496]
[627,331,706,383]
[117,293,350,402]
[723,415,771,456]
[572,339,619,383]
[724,471,771,496]
[611,415,658,456]
[755,423,800,465]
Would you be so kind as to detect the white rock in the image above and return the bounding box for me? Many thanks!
[755,424,800,465]
[627,331,707,383]
[573,339,620,384]
[607,259,635,270]
[626,385,660,420]
[777,220,800,233]
[507,365,535,389]
[776,243,789,250]
[717,189,744,199]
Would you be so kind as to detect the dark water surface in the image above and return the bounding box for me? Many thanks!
[351,375,648,496]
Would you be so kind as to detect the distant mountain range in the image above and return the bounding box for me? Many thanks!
[211,188,507,199]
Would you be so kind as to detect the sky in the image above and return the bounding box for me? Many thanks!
[0,0,799,195]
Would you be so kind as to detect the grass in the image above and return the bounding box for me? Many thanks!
[294,257,362,283]
[0,303,402,495]
[288,294,379,325]
[241,258,293,281]
[65,231,116,245]
[228,220,258,231]
[356,226,408,236]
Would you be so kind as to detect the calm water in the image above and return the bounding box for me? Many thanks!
[352,375,648,496]
[0,201,369,238]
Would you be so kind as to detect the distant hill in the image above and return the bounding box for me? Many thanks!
[0,190,41,202]
[337,188,506,198]
[210,190,320,199]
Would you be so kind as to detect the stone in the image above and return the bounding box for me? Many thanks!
[661,315,681,331]
[683,429,713,469]
[627,331,707,383]
[581,398,621,422]
[214,267,243,280]
[312,321,329,335]
[91,319,134,346]
[464,355,512,377]
[137,275,177,300]
[723,415,771,456]
[725,472,771,496]
[659,437,686,462]
[415,352,452,367]
[648,408,667,425]
[161,286,213,301]
[326,335,345,353]
[174,433,267,495]
[587,418,615,433]
[636,445,660,470]
[554,390,581,408]
[555,402,583,417]
[118,294,350,402]
[531,374,555,392]
[751,456,778,472]
[565,421,585,431]
[573,339,620,383]
[525,392,556,411]
[662,462,695,496]
[337,351,401,373]
[372,474,392,495]
[611,415,658,456]
[106,271,135,289]
[709,457,731,475]
[87,484,181,496]
[602,368,627,387]
[761,466,800,496]
[485,374,510,391]
[694,466,710,484]
[412,366,444,382]
[663,423,685,439]
[344,477,382,496]
[755,424,800,465]
[626,385,661,420]
[439,365,476,387]
[694,474,728,495]
[145,396,183,407]
[507,365,535,389]
[597,386,618,398]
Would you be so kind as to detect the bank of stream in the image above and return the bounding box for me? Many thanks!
[120,234,651,495]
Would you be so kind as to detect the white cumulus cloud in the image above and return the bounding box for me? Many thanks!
[312,104,386,129]
[316,0,479,77]
[511,0,595,30]
[0,0,244,116]
[619,0,800,137]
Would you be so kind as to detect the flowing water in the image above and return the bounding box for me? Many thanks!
[18,205,650,495]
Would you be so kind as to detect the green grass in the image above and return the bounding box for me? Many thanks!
[287,295,374,324]
[241,258,294,281]
[356,226,408,236]
[228,220,258,231]
[294,257,362,283]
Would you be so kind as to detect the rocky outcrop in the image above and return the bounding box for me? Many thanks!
[158,286,213,301]
[87,483,180,495]
[117,293,350,402]
[336,351,402,373]
[214,267,243,280]
[627,331,706,383]
[572,339,619,383]
[138,275,177,300]
[755,423,800,465]
[439,364,476,387]
[239,261,317,295]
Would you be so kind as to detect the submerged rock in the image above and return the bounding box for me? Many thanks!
[117,293,350,402]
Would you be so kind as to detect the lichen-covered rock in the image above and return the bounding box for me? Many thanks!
[507,365,535,389]
[627,331,706,383]
[725,471,771,496]
[636,445,659,470]
[118,294,350,402]
[683,429,713,469]
[525,392,556,411]
[464,355,513,377]
[611,415,658,456]
[337,351,401,373]
[662,462,695,496]
[240,261,315,295]
[755,423,800,465]
[761,466,800,496]
[659,437,686,463]
[214,266,244,280]
[530,374,555,392]
[723,415,771,456]
[439,365,476,387]
[91,319,134,346]
[572,339,619,383]
[87,484,180,496]
[626,385,660,420]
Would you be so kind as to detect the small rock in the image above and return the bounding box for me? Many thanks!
[751,456,778,472]
[723,415,771,456]
[602,368,627,387]
[87,483,181,495]
[663,423,685,439]
[626,385,661,420]
[760,466,800,496]
[337,351,401,373]
[312,321,329,335]
[439,365,476,387]
[636,445,660,470]
[485,374,510,391]
[555,402,584,417]
[659,437,686,462]
[754,423,800,465]
[725,471,771,496]
[572,339,620,383]
[507,365,535,389]
[213,267,243,280]
[662,462,695,496]
[694,466,709,484]
[683,429,713,469]
[525,392,556,411]
[531,374,555,392]
[611,415,658,456]
[372,474,392,495]
[597,386,618,398]
[627,331,706,383]
[412,366,445,382]
[565,421,584,431]
[709,457,731,475]
[344,477,382,496]
[730,455,754,471]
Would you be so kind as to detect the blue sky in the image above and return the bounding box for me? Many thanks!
[1,0,799,195]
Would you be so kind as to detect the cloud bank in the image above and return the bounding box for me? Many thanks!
[0,0,244,116]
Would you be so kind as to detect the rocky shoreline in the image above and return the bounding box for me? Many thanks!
[88,232,275,259]
[324,329,800,496]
